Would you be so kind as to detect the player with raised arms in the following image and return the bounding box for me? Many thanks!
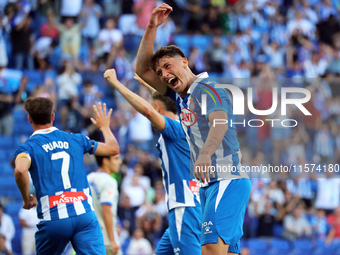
[14,97,119,255]
[104,69,202,255]
[135,4,251,255]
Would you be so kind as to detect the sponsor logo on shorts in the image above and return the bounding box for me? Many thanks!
[49,191,87,208]
[189,180,199,194]
[202,221,213,235]
[174,247,180,255]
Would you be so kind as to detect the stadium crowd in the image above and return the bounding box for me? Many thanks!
[1,0,340,254]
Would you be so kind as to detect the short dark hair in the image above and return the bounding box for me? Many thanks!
[24,97,54,125]
[152,92,177,114]
[95,155,110,167]
[151,45,186,71]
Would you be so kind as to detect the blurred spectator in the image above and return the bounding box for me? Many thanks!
[317,15,340,46]
[0,234,12,255]
[287,10,315,38]
[126,228,153,255]
[98,18,123,61]
[33,37,58,71]
[313,122,334,163]
[283,204,312,241]
[326,206,340,244]
[65,98,84,133]
[186,0,203,34]
[40,9,59,39]
[0,204,15,252]
[310,209,329,240]
[80,0,102,47]
[204,36,225,74]
[58,17,88,58]
[188,46,205,75]
[0,16,8,68]
[136,203,163,245]
[133,0,157,31]
[254,200,279,237]
[102,0,121,18]
[315,171,340,213]
[60,0,82,17]
[10,13,34,70]
[56,59,82,127]
[19,199,38,255]
[80,80,102,109]
[155,17,175,48]
[127,108,153,152]
[201,5,222,35]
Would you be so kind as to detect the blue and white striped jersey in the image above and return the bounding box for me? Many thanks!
[166,72,249,182]
[157,116,200,211]
[14,127,98,221]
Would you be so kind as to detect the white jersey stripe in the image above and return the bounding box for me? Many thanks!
[175,207,185,241]
[56,191,68,219]
[71,188,86,215]
[215,179,231,212]
[183,180,195,206]
[158,135,171,209]
[84,187,94,211]
[40,195,51,221]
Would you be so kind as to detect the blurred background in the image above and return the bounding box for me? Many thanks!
[1,0,340,254]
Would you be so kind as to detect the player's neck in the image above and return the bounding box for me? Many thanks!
[32,123,53,132]
[164,111,178,120]
[98,167,110,175]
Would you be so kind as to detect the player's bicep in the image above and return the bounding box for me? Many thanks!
[208,110,228,125]
[15,156,31,173]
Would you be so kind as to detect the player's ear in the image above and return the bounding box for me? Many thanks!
[27,115,33,124]
[181,58,188,68]
[51,112,55,123]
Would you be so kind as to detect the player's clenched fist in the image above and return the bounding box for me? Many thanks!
[104,69,119,86]
[148,3,172,28]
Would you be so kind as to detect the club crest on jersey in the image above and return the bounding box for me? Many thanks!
[181,99,197,127]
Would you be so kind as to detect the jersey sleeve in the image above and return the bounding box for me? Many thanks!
[14,143,32,167]
[195,80,232,119]
[74,134,98,154]
[100,180,116,206]
[160,116,184,141]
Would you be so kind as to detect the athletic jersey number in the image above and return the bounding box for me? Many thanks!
[51,151,71,189]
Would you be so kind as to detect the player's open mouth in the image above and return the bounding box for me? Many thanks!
[168,77,179,88]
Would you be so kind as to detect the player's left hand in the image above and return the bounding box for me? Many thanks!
[194,154,215,183]
[23,194,37,210]
[91,102,112,131]
[104,69,119,87]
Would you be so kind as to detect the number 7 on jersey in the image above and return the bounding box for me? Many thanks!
[52,151,71,189]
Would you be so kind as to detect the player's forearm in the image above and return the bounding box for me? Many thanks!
[102,205,116,243]
[199,124,228,157]
[111,80,154,119]
[136,25,157,76]
[100,126,119,155]
[14,168,31,202]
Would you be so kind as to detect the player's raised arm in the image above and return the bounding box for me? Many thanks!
[104,69,166,131]
[135,4,172,94]
[90,102,120,156]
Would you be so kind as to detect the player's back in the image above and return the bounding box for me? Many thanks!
[15,127,96,221]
